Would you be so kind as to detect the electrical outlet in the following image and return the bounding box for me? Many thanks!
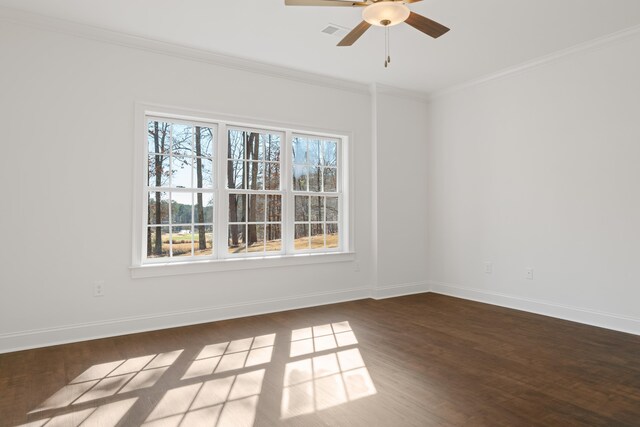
[94,280,105,297]
[484,262,493,274]
[525,268,534,280]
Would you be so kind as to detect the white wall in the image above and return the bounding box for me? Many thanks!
[0,20,382,352]
[10,8,636,352]
[426,32,640,333]
[373,89,429,296]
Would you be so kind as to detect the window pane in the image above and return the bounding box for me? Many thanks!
[326,197,338,222]
[309,167,322,192]
[245,132,261,160]
[295,196,309,222]
[247,225,265,253]
[171,192,193,224]
[323,167,337,192]
[311,223,324,249]
[194,225,213,256]
[264,135,280,161]
[248,194,266,223]
[148,121,171,154]
[194,193,214,223]
[246,161,264,190]
[194,158,213,189]
[229,194,246,223]
[310,197,323,221]
[148,154,170,187]
[266,224,281,252]
[293,165,308,191]
[257,135,265,160]
[228,130,244,160]
[293,138,307,164]
[326,223,339,248]
[294,224,309,250]
[147,226,169,258]
[172,225,193,257]
[228,160,245,189]
[172,156,193,188]
[265,162,280,190]
[194,126,214,158]
[323,140,337,166]
[148,192,169,224]
[228,224,246,253]
[308,139,321,166]
[172,124,193,156]
[267,195,281,222]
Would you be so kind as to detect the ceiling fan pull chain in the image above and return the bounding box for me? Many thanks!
[384,26,389,68]
[388,26,391,65]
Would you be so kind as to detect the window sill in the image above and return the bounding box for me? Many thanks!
[130,252,356,279]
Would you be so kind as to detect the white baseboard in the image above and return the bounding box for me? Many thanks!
[429,281,640,336]
[373,281,430,300]
[0,286,372,354]
[9,280,634,353]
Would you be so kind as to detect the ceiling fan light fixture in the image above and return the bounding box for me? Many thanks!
[362,1,410,27]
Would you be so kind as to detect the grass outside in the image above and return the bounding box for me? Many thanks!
[230,233,338,254]
[149,232,338,257]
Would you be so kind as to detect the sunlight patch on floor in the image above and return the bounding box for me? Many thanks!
[30,350,183,414]
[282,322,376,419]
[182,334,275,380]
[290,321,358,357]
[15,324,376,426]
[143,369,265,427]
[17,398,138,427]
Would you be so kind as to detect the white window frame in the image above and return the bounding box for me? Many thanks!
[131,104,355,278]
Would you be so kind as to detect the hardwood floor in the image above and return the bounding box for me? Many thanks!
[2,293,640,426]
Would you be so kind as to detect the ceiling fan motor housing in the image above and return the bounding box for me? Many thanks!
[362,1,411,27]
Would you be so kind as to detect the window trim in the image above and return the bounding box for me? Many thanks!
[130,252,357,279]
[131,103,355,276]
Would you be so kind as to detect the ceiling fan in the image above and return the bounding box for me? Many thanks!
[284,0,450,66]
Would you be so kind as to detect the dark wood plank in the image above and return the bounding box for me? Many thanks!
[337,21,371,46]
[405,11,450,38]
[1,294,640,426]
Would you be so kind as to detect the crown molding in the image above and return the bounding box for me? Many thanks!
[428,23,640,102]
[0,6,371,96]
[5,6,639,105]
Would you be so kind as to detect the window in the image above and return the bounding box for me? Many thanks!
[292,135,340,251]
[146,119,215,260]
[134,108,350,270]
[227,128,283,256]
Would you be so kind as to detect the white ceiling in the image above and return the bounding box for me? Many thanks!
[2,0,640,94]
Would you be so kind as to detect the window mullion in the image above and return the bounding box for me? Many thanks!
[139,114,150,264]
[168,124,174,257]
[283,130,294,255]
[340,137,347,252]
[217,123,228,259]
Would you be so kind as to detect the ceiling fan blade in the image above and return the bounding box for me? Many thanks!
[337,21,372,46]
[285,0,367,6]
[405,12,450,38]
[404,0,423,3]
